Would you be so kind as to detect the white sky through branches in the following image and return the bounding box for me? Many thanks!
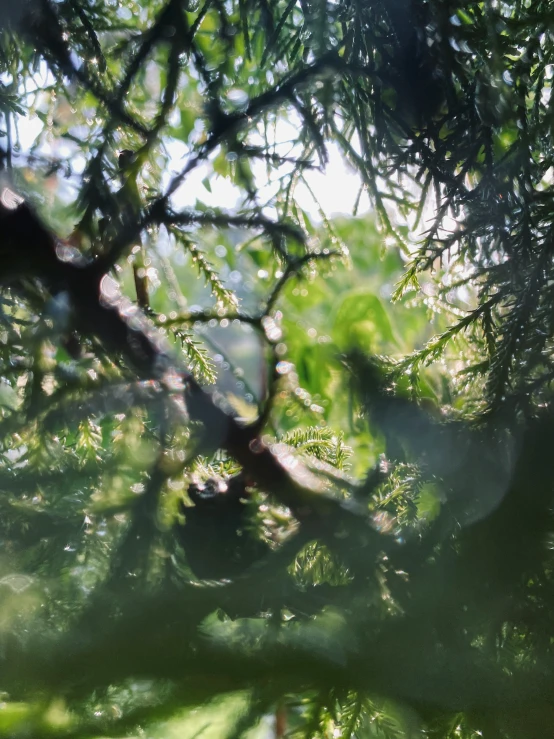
[14,106,370,221]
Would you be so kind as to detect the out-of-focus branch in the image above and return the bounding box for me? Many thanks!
[0,195,375,541]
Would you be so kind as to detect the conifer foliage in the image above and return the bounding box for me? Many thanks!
[1,1,554,738]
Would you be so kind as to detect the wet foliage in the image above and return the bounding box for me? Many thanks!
[1,1,554,738]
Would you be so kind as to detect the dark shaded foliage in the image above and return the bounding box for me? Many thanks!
[1,2,554,738]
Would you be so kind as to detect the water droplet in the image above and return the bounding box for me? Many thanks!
[0,187,24,210]
[276,361,293,375]
[0,574,32,593]
[249,438,265,454]
[227,89,249,108]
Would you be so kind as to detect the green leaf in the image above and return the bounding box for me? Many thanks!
[333,290,397,351]
[0,381,19,410]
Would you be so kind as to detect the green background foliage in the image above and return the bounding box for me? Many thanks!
[1,1,554,738]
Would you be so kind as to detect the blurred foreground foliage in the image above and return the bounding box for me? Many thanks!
[1,1,554,738]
